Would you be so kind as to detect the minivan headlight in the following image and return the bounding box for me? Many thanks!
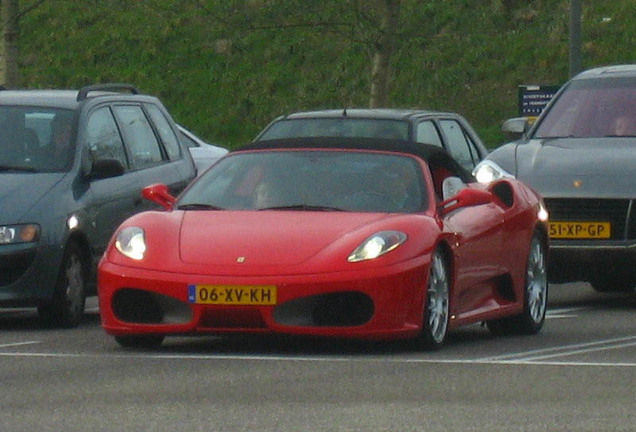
[0,224,40,244]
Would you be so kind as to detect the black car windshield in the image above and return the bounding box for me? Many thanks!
[0,106,75,173]
[178,150,427,213]
[534,77,636,139]
[259,118,409,140]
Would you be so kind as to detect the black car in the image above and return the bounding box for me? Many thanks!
[474,64,636,292]
[255,109,489,172]
[0,84,197,326]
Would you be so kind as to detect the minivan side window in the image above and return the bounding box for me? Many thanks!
[145,104,181,161]
[416,120,443,147]
[86,107,128,168]
[439,119,479,170]
[113,105,163,170]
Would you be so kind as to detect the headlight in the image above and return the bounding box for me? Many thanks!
[537,201,549,222]
[0,224,40,244]
[472,160,514,184]
[115,227,146,260]
[348,231,407,262]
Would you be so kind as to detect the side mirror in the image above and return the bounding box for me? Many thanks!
[439,187,494,215]
[502,117,529,140]
[441,176,466,201]
[87,159,125,179]
[142,183,176,210]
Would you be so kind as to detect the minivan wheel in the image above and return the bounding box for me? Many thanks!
[38,243,87,328]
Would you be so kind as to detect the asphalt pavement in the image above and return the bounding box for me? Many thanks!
[1,282,634,432]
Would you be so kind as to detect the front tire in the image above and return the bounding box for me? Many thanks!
[487,231,548,335]
[417,249,450,350]
[589,266,636,293]
[38,242,87,328]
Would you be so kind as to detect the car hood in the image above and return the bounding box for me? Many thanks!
[0,172,66,222]
[513,137,635,198]
[178,211,391,266]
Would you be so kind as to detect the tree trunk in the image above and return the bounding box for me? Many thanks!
[1,0,20,88]
[369,0,400,108]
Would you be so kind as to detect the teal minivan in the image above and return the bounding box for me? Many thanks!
[0,84,197,327]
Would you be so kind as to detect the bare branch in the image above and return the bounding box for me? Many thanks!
[17,0,46,20]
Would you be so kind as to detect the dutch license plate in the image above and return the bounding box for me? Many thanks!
[188,284,277,305]
[548,221,611,239]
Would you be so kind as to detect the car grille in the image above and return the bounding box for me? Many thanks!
[544,198,635,241]
[0,250,36,286]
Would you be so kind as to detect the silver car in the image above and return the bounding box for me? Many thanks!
[178,125,228,174]
[474,64,636,292]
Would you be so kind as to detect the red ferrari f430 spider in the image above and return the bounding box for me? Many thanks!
[98,137,549,349]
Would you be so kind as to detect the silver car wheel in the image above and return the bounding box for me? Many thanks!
[526,235,547,325]
[486,230,548,336]
[426,251,449,345]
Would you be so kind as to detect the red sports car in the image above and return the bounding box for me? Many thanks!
[98,137,549,349]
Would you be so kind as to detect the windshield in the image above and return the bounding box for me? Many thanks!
[534,77,636,139]
[0,106,75,173]
[178,150,427,213]
[259,118,409,140]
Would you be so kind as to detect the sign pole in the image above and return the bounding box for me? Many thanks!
[569,0,582,77]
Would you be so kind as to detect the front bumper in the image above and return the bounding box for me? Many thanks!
[98,256,430,341]
[544,197,636,283]
[0,242,62,305]
[548,240,636,283]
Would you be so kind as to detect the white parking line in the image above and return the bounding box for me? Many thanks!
[546,314,578,319]
[1,347,636,367]
[523,341,636,361]
[548,307,587,314]
[545,306,586,319]
[479,336,636,362]
[0,341,41,348]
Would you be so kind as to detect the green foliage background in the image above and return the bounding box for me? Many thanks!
[17,0,636,149]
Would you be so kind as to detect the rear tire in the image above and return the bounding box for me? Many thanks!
[38,243,87,328]
[487,231,547,336]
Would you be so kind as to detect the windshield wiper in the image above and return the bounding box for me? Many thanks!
[258,204,346,212]
[177,203,224,211]
[537,135,577,140]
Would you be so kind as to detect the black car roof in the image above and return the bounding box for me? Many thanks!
[573,64,636,80]
[237,137,474,182]
[274,108,459,121]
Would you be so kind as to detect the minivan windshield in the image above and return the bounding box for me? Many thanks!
[0,107,75,172]
[259,118,409,140]
[534,77,636,139]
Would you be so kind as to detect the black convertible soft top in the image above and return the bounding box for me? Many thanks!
[237,137,475,183]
